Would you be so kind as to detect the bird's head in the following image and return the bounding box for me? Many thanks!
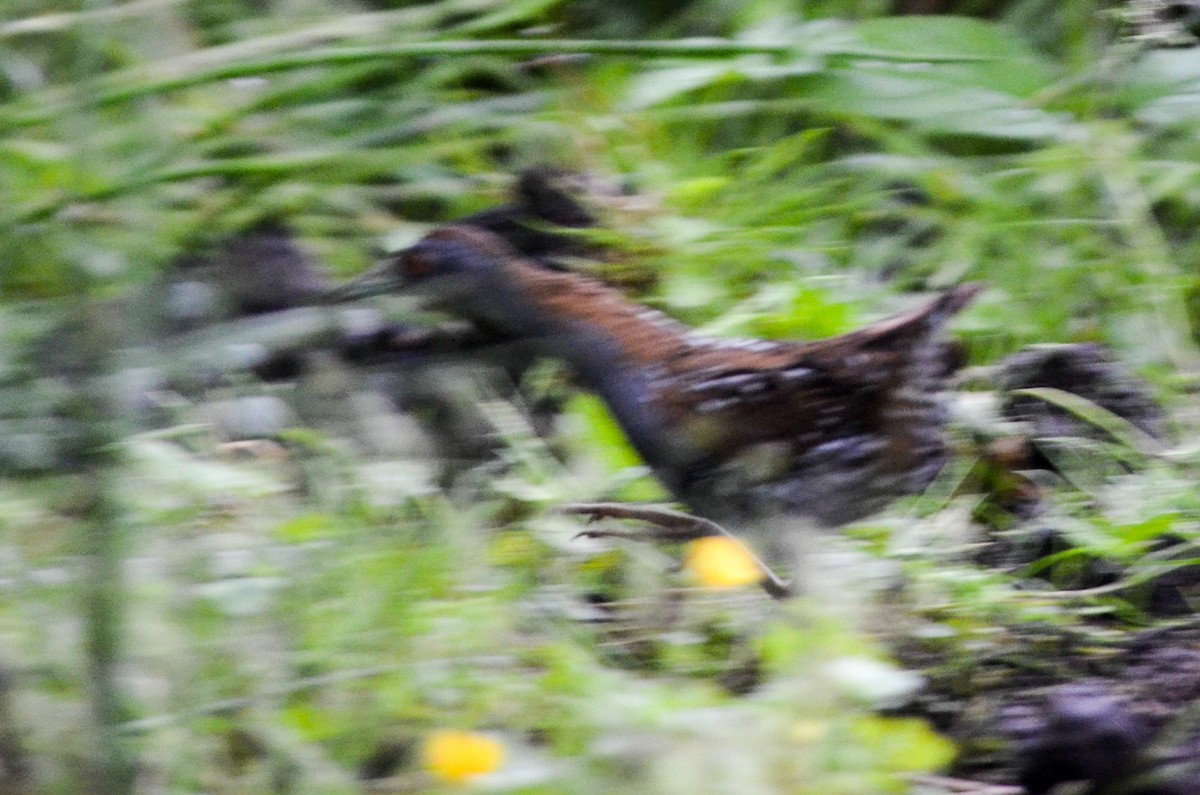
[329,225,517,308]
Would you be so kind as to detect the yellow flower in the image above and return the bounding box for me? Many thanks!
[422,730,504,783]
[684,536,763,589]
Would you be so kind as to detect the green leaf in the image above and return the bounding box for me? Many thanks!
[1121,50,1200,127]
[281,703,339,742]
[803,68,1065,141]
[624,63,739,109]
[564,393,642,471]
[274,513,336,542]
[849,715,956,775]
[1112,513,1176,546]
[623,55,821,110]
[855,16,1047,64]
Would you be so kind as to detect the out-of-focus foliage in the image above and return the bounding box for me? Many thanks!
[4,0,1200,793]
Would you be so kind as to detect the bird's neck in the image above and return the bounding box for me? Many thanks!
[471,260,696,481]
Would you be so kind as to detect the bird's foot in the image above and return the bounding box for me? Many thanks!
[559,502,792,599]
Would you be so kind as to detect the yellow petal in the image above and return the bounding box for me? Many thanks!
[422,730,504,783]
[684,536,763,589]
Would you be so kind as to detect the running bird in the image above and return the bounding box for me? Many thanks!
[339,224,982,528]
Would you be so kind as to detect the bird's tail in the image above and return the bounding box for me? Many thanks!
[924,282,985,330]
[879,282,983,492]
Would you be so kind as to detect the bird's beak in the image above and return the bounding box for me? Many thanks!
[324,257,401,302]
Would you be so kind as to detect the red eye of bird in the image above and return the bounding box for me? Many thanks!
[402,250,436,279]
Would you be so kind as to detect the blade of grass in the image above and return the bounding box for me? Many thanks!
[1086,123,1200,370]
[0,0,185,39]
[1010,386,1163,456]
[4,35,1005,131]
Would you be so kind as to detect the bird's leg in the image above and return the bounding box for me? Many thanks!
[559,502,792,599]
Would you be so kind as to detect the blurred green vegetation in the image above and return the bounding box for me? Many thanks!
[3,0,1200,793]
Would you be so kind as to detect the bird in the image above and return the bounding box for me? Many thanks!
[339,223,982,531]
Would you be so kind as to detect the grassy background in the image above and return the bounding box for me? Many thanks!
[3,0,1200,792]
